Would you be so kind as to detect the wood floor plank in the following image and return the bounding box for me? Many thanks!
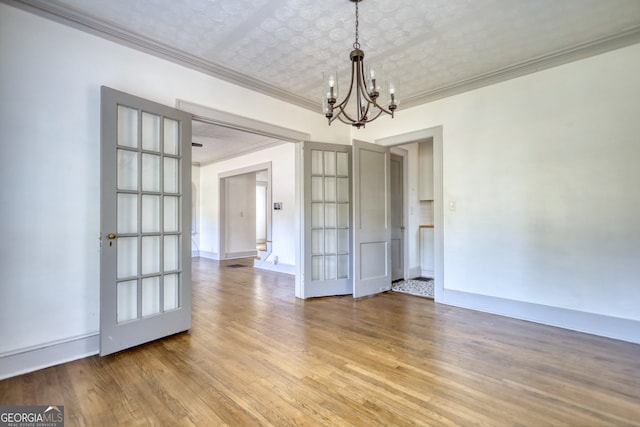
[2,257,639,426]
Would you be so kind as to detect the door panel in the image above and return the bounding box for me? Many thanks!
[353,140,391,298]
[390,154,404,281]
[302,141,352,298]
[100,86,192,356]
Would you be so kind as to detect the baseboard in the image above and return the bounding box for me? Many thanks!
[191,249,200,257]
[198,251,219,260]
[224,250,258,259]
[254,261,295,275]
[441,289,640,344]
[0,332,100,380]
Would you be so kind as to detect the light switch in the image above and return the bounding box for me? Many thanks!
[449,201,456,211]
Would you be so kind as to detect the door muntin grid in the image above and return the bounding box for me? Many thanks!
[310,149,350,281]
[116,106,182,322]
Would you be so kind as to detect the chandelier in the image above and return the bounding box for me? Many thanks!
[323,0,398,129]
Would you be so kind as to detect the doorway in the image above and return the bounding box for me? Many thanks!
[376,126,444,302]
[390,153,405,281]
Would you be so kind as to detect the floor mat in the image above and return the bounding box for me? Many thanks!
[391,278,434,298]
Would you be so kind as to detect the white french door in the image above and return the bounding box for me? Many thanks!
[100,86,192,356]
[353,140,391,298]
[301,141,352,298]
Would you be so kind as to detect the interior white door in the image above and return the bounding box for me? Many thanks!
[100,86,192,356]
[301,141,352,298]
[390,154,404,281]
[353,140,391,298]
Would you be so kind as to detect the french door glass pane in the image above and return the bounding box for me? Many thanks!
[311,150,323,174]
[325,230,337,254]
[164,196,179,232]
[117,106,138,148]
[311,177,323,201]
[117,280,137,323]
[337,203,349,227]
[117,193,138,234]
[141,236,160,275]
[311,229,323,255]
[164,274,179,311]
[325,255,337,280]
[324,177,336,202]
[338,229,349,254]
[337,152,348,176]
[311,256,323,281]
[164,118,180,155]
[164,157,179,193]
[142,153,160,192]
[117,150,138,191]
[338,255,349,279]
[337,177,349,202]
[324,151,336,175]
[141,195,160,233]
[324,203,336,228]
[142,112,161,152]
[311,203,324,228]
[141,276,161,317]
[164,235,179,271]
[117,237,138,279]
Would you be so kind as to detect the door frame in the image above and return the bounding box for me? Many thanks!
[218,162,271,260]
[390,148,409,281]
[100,86,193,356]
[375,126,444,301]
[174,100,310,273]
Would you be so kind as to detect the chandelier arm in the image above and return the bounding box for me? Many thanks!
[335,103,359,124]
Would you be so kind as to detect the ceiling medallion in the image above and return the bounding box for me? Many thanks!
[323,0,398,129]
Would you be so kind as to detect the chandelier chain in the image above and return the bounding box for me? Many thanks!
[353,0,360,49]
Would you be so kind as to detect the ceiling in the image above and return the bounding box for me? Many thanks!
[191,120,285,165]
[13,0,640,164]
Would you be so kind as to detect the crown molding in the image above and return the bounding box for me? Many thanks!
[5,0,319,111]
[400,25,640,109]
[7,0,640,113]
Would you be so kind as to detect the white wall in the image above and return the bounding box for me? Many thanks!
[0,2,348,368]
[358,43,640,325]
[198,144,297,267]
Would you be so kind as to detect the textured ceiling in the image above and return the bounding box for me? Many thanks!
[11,0,640,163]
[191,120,285,165]
[16,0,640,111]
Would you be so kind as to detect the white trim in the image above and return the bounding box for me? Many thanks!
[225,250,258,259]
[198,251,219,260]
[441,290,640,345]
[175,100,310,143]
[254,261,295,276]
[191,250,200,257]
[376,126,444,302]
[10,0,640,112]
[0,333,99,380]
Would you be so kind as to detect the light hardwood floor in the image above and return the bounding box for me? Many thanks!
[2,257,639,426]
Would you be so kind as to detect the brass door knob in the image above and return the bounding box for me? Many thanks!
[107,233,117,240]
